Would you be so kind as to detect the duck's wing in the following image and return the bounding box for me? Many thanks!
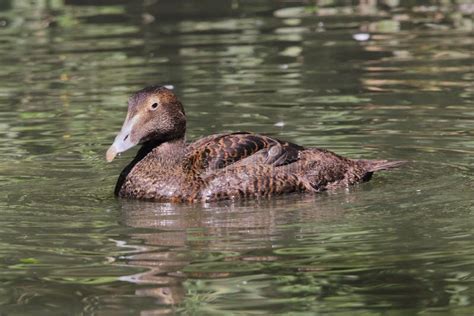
[199,148,390,201]
[185,132,304,172]
[200,149,351,201]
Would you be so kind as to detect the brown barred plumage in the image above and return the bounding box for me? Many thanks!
[107,86,404,202]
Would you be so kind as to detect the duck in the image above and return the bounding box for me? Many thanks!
[106,86,403,202]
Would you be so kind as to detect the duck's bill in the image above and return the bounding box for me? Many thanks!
[106,145,119,162]
[106,116,138,162]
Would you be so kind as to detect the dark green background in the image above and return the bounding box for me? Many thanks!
[0,0,473,314]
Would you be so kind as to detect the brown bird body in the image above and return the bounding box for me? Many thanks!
[106,86,403,202]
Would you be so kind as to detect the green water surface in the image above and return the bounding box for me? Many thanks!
[0,0,473,314]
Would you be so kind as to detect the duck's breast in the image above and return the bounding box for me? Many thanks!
[118,157,191,201]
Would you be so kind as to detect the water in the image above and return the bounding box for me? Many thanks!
[0,0,473,314]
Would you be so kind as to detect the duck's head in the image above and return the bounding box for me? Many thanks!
[106,86,186,162]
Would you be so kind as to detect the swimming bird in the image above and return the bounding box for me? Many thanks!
[106,86,403,202]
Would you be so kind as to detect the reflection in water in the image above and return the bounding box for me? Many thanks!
[115,181,474,314]
[116,194,349,310]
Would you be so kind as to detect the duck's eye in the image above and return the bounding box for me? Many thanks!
[150,103,158,110]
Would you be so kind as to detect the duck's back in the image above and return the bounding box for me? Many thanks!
[185,132,303,172]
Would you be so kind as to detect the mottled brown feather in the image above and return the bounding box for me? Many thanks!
[184,132,302,173]
[110,86,404,202]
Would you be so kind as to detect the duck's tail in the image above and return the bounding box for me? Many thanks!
[360,159,406,172]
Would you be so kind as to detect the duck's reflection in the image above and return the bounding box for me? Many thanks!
[114,193,351,308]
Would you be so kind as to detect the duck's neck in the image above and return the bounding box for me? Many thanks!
[114,137,186,196]
[153,137,186,163]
